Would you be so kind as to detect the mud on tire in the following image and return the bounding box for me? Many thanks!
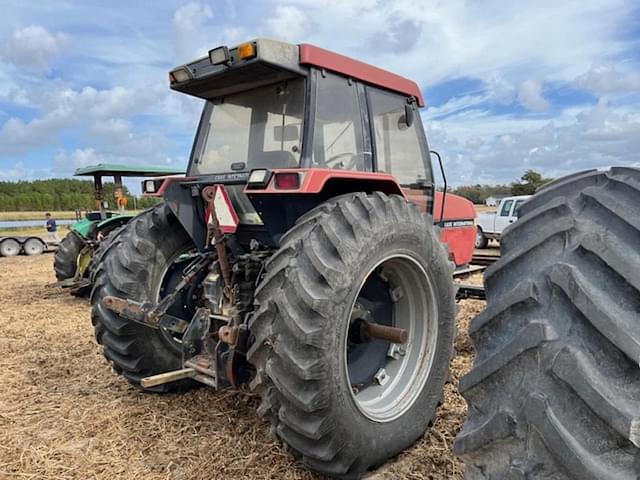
[247,192,456,478]
[90,203,197,392]
[455,167,640,478]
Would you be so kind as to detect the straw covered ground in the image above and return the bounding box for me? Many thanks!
[0,254,484,479]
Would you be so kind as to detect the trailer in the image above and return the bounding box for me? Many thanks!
[0,235,49,257]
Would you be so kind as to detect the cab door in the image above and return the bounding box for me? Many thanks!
[366,87,434,214]
[494,199,515,233]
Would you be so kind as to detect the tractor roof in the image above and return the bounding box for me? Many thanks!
[169,39,424,106]
[74,163,183,177]
[299,44,424,106]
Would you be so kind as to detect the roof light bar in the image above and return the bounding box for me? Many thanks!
[209,46,230,65]
[237,43,256,60]
[169,67,191,84]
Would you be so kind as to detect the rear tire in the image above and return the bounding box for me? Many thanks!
[248,192,456,478]
[53,231,84,280]
[0,238,21,257]
[455,167,640,478]
[90,203,197,392]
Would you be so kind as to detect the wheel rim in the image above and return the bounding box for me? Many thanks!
[154,248,201,353]
[345,254,438,423]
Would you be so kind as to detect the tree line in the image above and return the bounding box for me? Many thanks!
[0,178,161,212]
[452,170,553,204]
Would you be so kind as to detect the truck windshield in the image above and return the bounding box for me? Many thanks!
[190,79,305,175]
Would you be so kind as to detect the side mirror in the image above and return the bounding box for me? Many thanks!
[404,104,414,127]
[274,125,299,142]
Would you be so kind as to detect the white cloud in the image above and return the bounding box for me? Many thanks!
[425,99,640,186]
[575,64,640,94]
[54,148,103,170]
[264,0,634,88]
[0,84,163,154]
[173,2,214,60]
[1,25,67,72]
[0,161,28,181]
[265,6,311,42]
[517,79,550,112]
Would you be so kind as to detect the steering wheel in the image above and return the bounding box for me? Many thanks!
[326,152,359,170]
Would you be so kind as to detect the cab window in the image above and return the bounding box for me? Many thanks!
[514,200,525,217]
[500,200,514,216]
[312,72,367,170]
[368,88,431,186]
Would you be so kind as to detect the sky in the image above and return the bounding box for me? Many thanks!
[0,0,639,189]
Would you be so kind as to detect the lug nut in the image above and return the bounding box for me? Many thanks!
[373,368,390,386]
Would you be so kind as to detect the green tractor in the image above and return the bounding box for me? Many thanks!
[53,164,181,295]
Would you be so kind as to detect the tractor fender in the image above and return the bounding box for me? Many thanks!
[433,192,476,267]
[246,169,409,246]
[245,168,406,197]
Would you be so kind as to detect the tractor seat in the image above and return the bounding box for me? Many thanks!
[251,150,298,169]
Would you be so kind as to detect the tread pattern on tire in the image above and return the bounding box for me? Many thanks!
[53,230,84,280]
[247,192,455,478]
[455,167,640,479]
[90,204,194,392]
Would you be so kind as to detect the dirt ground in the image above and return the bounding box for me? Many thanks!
[0,254,484,479]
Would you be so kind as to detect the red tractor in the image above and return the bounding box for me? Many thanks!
[91,39,475,478]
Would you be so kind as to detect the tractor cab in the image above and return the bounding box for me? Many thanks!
[162,39,437,251]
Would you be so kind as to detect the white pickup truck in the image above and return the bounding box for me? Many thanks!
[475,195,531,248]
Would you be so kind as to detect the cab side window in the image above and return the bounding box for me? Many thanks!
[312,72,367,170]
[513,200,525,217]
[368,88,431,186]
[500,200,514,216]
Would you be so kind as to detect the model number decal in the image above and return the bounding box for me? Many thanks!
[442,219,475,228]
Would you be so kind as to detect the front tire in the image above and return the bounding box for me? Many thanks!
[474,227,487,249]
[90,203,197,392]
[455,167,640,478]
[248,192,456,478]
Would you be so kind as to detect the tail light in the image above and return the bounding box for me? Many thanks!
[274,172,300,190]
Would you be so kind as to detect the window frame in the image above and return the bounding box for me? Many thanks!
[500,199,514,217]
[300,68,373,171]
[187,76,309,176]
[364,85,434,188]
[513,199,525,217]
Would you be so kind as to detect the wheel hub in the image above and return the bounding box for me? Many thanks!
[345,254,438,423]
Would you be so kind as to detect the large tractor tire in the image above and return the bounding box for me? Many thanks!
[90,203,198,392]
[53,231,84,280]
[248,192,456,478]
[455,167,640,478]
